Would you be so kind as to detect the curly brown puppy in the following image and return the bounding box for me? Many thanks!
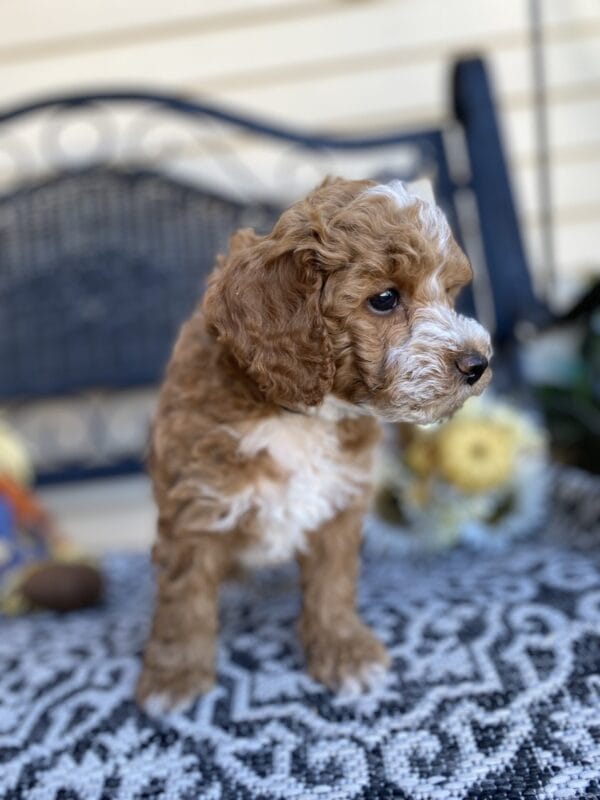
[136,177,492,711]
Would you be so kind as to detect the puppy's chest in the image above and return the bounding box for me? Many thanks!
[236,413,370,566]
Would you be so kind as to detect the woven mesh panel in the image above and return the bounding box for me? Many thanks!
[0,168,278,398]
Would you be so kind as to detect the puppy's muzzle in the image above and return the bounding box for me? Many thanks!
[455,351,489,386]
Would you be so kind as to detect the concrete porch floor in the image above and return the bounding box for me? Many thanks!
[38,476,156,556]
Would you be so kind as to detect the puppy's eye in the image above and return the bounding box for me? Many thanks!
[367,288,400,314]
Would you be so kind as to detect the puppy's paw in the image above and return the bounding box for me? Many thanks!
[135,664,215,715]
[304,620,390,693]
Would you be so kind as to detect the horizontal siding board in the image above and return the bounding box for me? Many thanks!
[190,22,600,94]
[504,97,600,161]
[555,222,600,276]
[526,220,600,282]
[1,0,597,56]
[0,0,307,50]
[181,37,600,125]
[494,31,600,96]
[544,0,600,26]
[514,159,600,220]
[0,2,532,104]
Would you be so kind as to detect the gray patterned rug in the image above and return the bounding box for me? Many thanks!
[1,468,600,800]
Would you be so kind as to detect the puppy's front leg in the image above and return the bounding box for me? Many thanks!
[136,529,229,712]
[298,506,390,692]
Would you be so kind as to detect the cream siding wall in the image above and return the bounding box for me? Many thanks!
[0,0,598,309]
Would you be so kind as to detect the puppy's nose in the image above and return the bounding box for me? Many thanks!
[455,352,489,385]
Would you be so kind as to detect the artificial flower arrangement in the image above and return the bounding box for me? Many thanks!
[370,395,549,552]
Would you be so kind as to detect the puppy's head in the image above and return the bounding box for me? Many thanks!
[204,177,492,424]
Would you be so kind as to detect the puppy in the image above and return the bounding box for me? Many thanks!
[136,177,492,710]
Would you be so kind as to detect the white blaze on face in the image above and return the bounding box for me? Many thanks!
[364,179,452,257]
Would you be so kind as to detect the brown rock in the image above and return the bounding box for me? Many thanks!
[21,562,103,612]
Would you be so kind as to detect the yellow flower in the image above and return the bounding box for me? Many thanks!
[437,420,514,493]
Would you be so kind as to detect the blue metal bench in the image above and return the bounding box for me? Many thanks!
[0,57,546,482]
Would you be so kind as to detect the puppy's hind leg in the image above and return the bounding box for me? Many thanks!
[136,523,230,713]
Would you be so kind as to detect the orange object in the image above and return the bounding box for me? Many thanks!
[0,476,48,526]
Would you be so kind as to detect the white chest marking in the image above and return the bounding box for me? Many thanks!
[233,408,369,567]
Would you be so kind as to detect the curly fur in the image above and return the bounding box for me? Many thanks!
[137,176,492,710]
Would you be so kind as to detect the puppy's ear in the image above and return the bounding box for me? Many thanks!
[203,213,334,408]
